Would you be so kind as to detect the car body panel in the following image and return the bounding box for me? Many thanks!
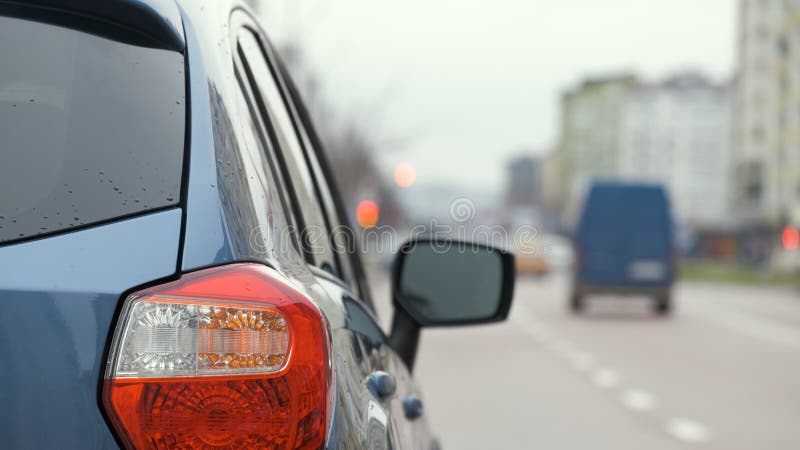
[176,2,433,448]
[573,181,675,293]
[0,1,434,448]
[178,3,235,271]
[0,209,181,448]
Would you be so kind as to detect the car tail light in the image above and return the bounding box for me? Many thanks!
[102,263,331,450]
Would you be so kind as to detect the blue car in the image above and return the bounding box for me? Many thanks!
[0,1,515,448]
[571,181,675,315]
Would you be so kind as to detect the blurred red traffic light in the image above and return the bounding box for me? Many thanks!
[782,226,799,250]
[356,200,380,228]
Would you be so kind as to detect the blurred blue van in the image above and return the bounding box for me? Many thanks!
[571,181,676,314]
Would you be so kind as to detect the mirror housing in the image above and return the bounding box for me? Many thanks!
[388,239,515,370]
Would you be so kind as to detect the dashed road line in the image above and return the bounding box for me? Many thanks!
[621,388,656,412]
[592,367,621,389]
[667,418,711,444]
[567,351,595,372]
[511,300,712,445]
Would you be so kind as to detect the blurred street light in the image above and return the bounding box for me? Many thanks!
[394,162,416,188]
[356,200,380,228]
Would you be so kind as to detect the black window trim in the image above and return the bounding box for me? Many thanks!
[273,55,376,310]
[230,8,374,309]
[236,24,342,278]
[234,32,314,263]
[253,35,350,281]
[230,37,304,257]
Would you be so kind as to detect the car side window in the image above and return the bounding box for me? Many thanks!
[229,49,304,260]
[277,64,375,309]
[236,29,339,276]
[297,125,356,282]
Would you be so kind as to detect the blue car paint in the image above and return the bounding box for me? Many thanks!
[574,182,675,289]
[0,2,436,448]
[178,4,234,271]
[0,209,182,448]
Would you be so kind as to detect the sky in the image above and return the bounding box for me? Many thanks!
[260,0,736,193]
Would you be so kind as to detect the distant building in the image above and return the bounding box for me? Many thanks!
[505,155,541,208]
[620,73,732,229]
[540,148,563,230]
[554,72,733,230]
[734,0,800,228]
[557,74,637,209]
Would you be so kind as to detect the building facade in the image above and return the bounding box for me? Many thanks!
[620,73,732,229]
[735,0,800,228]
[555,72,732,230]
[506,155,541,208]
[557,74,637,212]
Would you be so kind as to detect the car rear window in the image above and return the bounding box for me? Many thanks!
[0,14,185,245]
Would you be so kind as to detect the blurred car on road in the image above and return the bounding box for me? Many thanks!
[571,181,676,314]
[0,1,515,448]
[515,251,549,276]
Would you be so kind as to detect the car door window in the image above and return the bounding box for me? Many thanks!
[237,29,338,276]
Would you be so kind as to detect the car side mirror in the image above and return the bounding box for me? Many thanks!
[388,239,515,370]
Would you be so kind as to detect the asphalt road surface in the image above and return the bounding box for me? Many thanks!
[368,269,800,450]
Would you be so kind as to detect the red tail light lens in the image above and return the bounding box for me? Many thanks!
[102,264,331,450]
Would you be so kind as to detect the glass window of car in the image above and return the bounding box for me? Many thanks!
[0,14,184,245]
[228,54,304,261]
[237,29,339,276]
[282,78,358,289]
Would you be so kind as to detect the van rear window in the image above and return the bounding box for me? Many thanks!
[0,14,185,244]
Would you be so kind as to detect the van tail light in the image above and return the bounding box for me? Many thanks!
[102,263,331,450]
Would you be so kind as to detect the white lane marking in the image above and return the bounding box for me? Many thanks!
[591,368,621,389]
[621,389,656,412]
[666,418,711,444]
[513,290,713,444]
[568,351,595,372]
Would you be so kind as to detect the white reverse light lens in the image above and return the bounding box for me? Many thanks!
[113,296,290,378]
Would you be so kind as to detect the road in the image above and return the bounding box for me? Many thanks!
[368,269,800,450]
